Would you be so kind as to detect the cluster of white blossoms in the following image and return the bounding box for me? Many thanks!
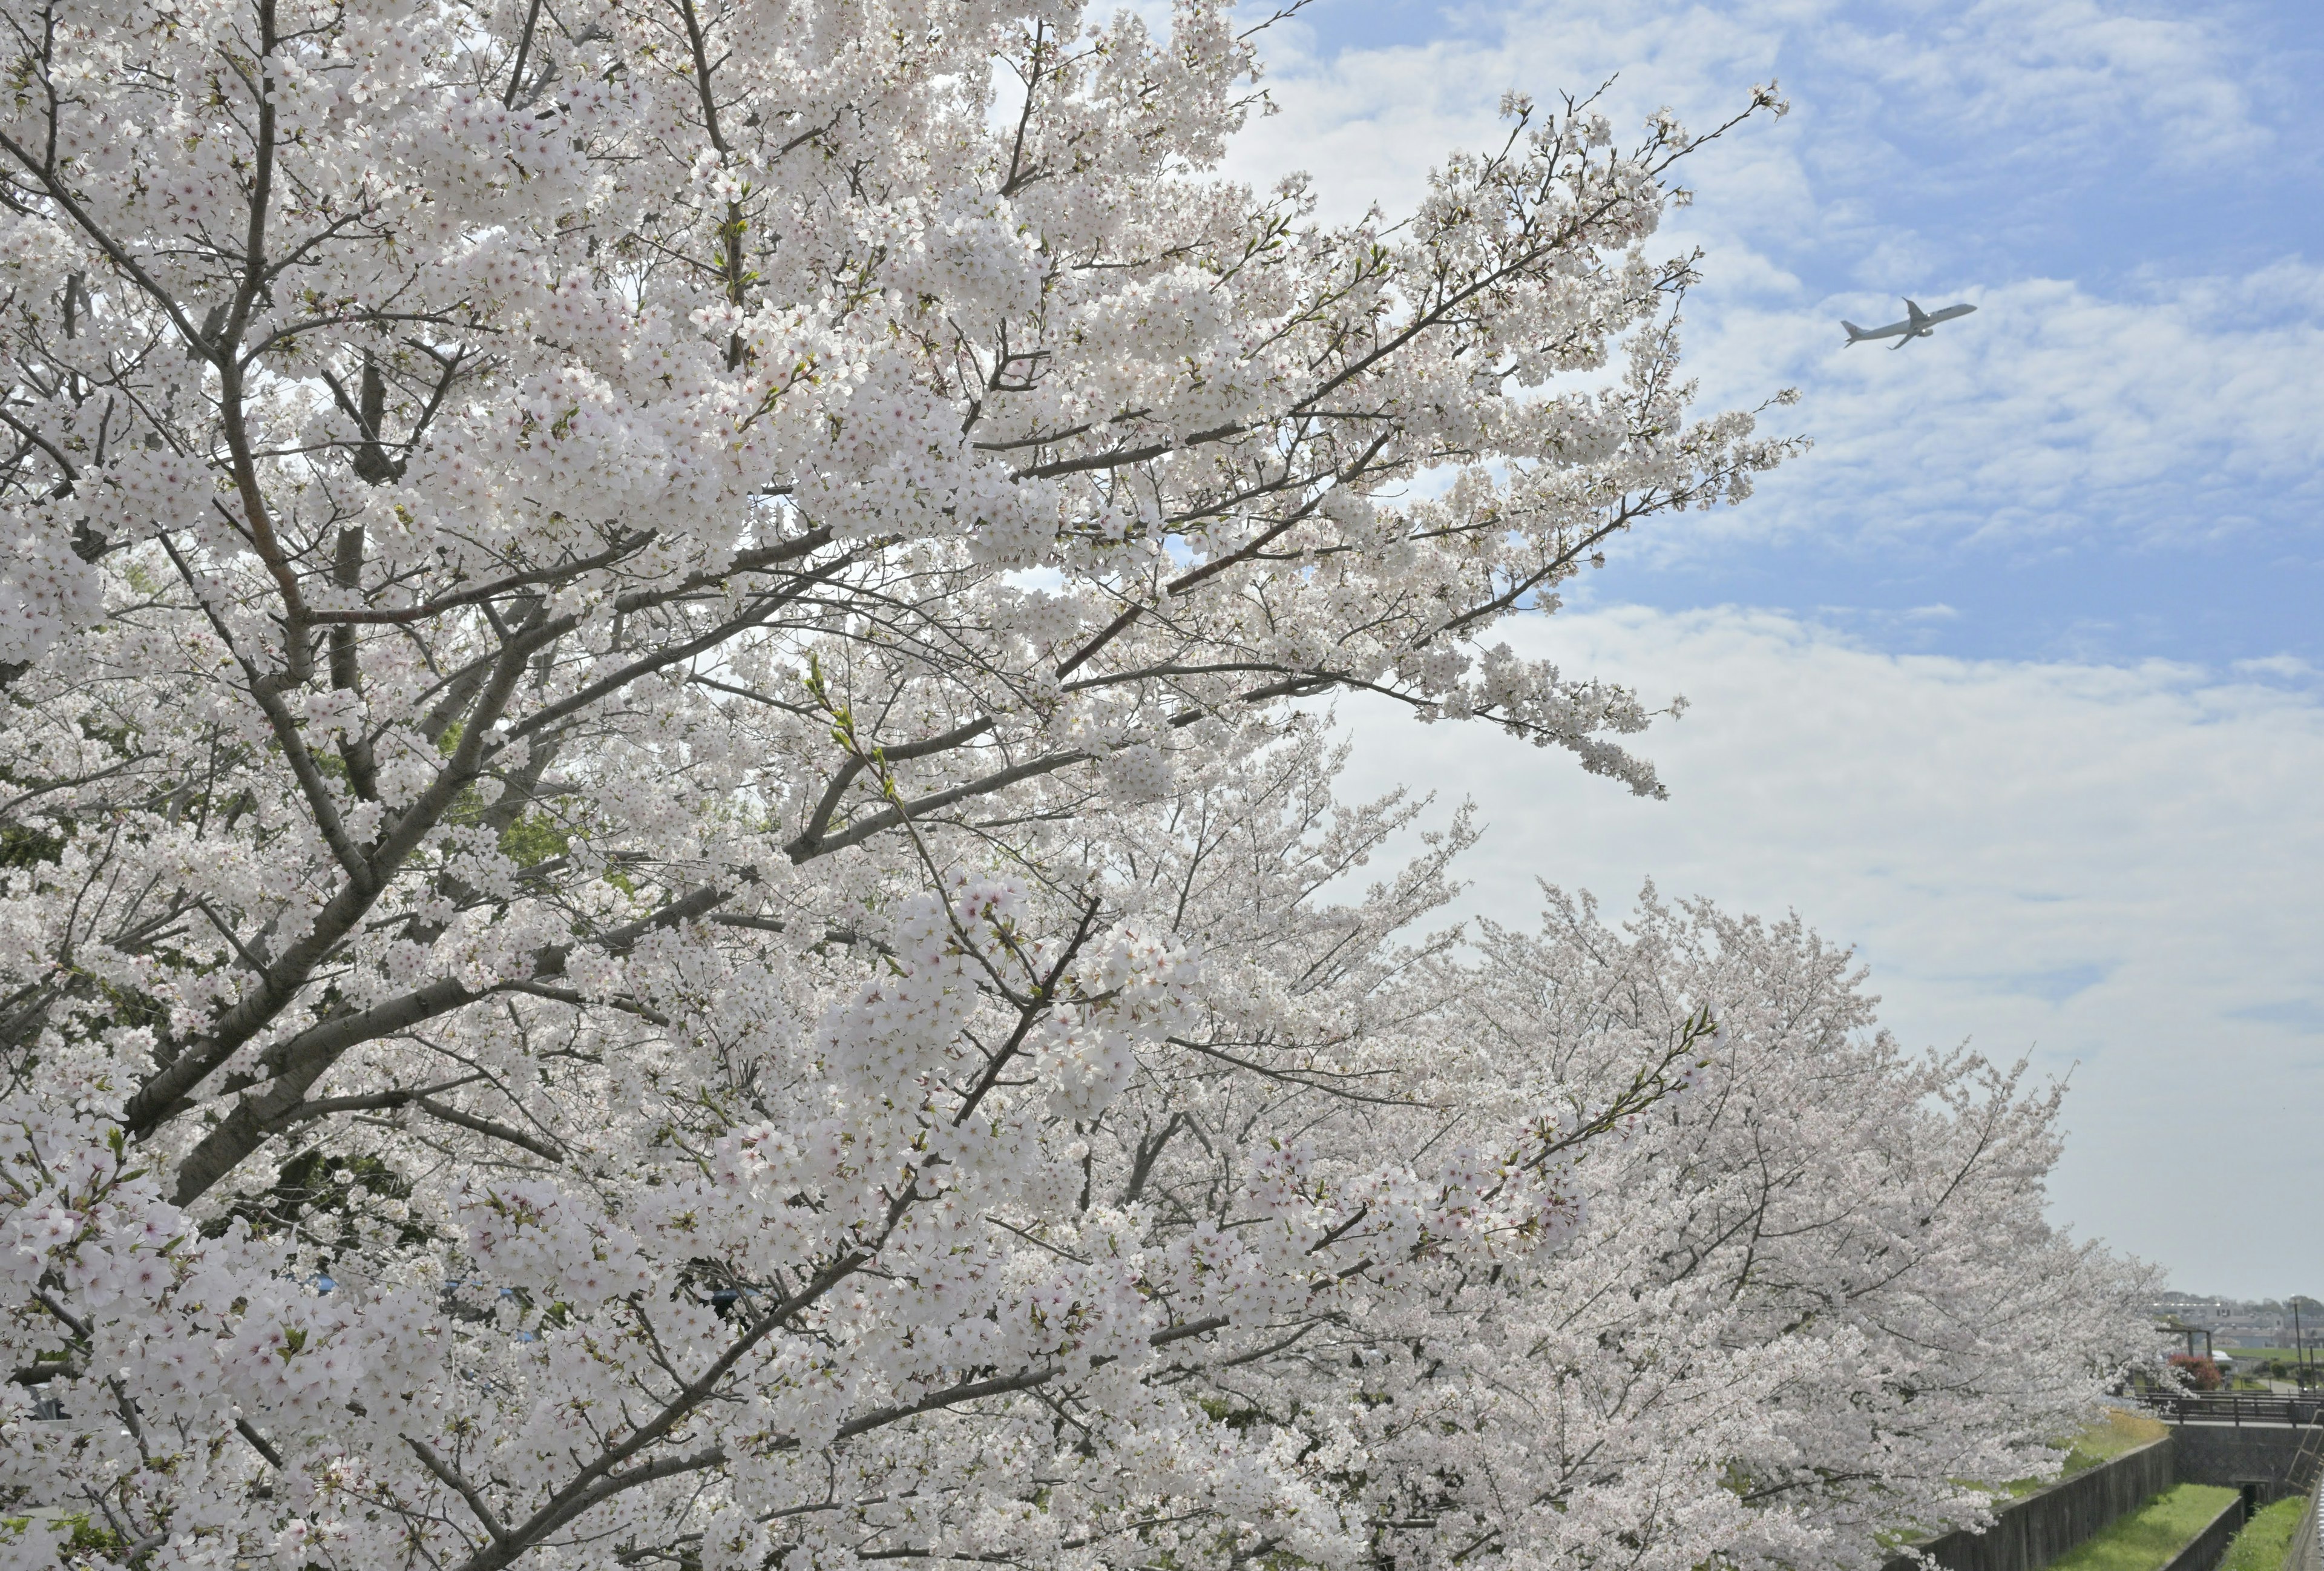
[0,0,2145,1566]
[0,508,101,668]
[1100,741,1174,803]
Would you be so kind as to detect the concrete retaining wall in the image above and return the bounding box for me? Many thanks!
[2171,1424,2319,1503]
[2159,1497,2244,1571]
[1881,1435,2178,1571]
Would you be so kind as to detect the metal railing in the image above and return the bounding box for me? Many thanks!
[2130,1389,2324,1428]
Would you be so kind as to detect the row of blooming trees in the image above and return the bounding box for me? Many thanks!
[0,0,2146,1566]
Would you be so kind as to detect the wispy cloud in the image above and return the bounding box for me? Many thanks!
[2229,1001,2324,1036]
[1678,271,2324,553]
[1241,0,2305,218]
[1983,963,2115,1003]
[1806,0,2280,168]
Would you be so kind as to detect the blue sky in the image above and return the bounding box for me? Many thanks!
[1213,0,2324,1295]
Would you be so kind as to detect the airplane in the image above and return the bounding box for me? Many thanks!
[1842,298,1977,349]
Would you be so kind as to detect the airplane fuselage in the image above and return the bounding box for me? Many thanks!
[1842,298,1976,348]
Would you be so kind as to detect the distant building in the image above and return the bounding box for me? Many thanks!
[2148,1293,2324,1349]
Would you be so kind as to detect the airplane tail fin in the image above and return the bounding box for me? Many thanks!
[1842,320,1868,344]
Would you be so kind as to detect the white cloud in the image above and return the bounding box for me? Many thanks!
[1331,604,2324,1294]
[2233,654,2320,683]
[1236,0,2282,217]
[1233,2,1793,226]
[1806,0,2275,169]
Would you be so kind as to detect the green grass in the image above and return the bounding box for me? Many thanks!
[1991,1408,2171,1498]
[2219,1497,2306,1571]
[2063,1409,2171,1477]
[2044,1485,2239,1571]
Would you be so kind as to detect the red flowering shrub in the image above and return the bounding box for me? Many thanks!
[2170,1353,2224,1391]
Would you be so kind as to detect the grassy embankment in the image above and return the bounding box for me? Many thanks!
[2218,1496,2306,1571]
[2043,1484,2238,1571]
[1997,1409,2171,1498]
[2061,1410,2173,1479]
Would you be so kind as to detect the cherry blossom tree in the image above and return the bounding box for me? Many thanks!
[0,0,2152,1567]
[1437,888,2158,1571]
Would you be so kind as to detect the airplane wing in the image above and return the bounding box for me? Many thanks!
[1904,298,1930,327]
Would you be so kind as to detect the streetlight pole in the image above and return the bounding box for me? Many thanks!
[2297,1299,2309,1391]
